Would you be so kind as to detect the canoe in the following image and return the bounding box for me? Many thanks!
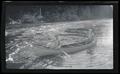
[18,28,96,57]
[28,37,96,57]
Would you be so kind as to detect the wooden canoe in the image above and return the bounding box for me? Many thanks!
[19,28,96,57]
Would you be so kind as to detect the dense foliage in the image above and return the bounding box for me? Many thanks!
[6,5,113,23]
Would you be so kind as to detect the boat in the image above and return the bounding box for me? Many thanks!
[18,28,96,57]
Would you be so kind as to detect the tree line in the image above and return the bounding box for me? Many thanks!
[6,5,113,23]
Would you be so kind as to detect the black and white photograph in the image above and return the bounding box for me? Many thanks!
[3,1,114,70]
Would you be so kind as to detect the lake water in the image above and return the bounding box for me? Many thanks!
[6,19,113,69]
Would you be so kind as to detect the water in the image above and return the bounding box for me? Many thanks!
[6,19,113,69]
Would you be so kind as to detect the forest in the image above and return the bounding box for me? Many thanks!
[5,5,113,23]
